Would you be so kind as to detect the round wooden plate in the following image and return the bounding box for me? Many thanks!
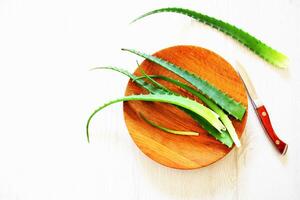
[123,45,248,169]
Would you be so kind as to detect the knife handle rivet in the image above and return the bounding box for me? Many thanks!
[275,140,280,145]
[262,111,267,117]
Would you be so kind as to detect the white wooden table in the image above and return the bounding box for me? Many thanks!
[0,0,299,199]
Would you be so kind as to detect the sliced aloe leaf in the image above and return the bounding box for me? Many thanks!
[87,94,225,142]
[121,48,246,120]
[93,66,233,147]
[138,75,241,147]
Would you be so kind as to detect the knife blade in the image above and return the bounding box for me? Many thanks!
[236,61,288,155]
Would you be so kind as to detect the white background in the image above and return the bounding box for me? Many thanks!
[0,0,300,199]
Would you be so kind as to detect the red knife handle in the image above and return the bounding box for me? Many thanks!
[256,105,288,155]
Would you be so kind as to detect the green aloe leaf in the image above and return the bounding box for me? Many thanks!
[93,66,233,147]
[138,75,241,147]
[139,68,174,94]
[122,48,246,120]
[140,113,199,136]
[131,7,288,68]
[86,94,225,143]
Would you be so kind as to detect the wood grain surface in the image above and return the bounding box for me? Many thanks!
[123,45,248,169]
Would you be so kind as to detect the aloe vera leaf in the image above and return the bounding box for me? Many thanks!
[87,94,225,142]
[93,66,233,147]
[139,113,199,136]
[91,67,167,94]
[131,7,288,68]
[140,68,201,137]
[137,61,174,94]
[141,71,231,139]
[139,68,174,94]
[139,75,241,147]
[122,48,246,120]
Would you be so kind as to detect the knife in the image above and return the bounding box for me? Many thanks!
[236,62,288,155]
